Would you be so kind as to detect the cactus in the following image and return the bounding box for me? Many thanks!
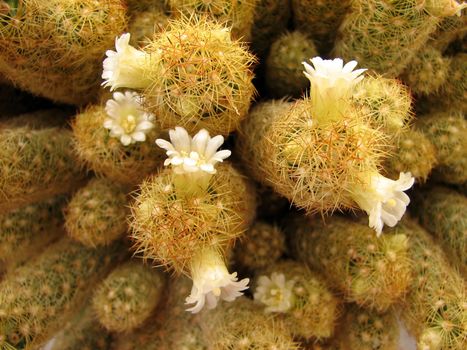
[429,14,467,51]
[394,218,466,350]
[412,186,467,276]
[417,110,467,185]
[265,31,318,98]
[130,163,256,274]
[254,260,340,340]
[72,104,165,187]
[333,0,443,77]
[0,0,127,105]
[92,262,166,332]
[0,83,51,117]
[102,16,256,136]
[286,213,412,312]
[128,9,169,47]
[201,297,300,349]
[0,125,85,213]
[165,0,258,41]
[234,221,285,270]
[401,46,450,95]
[383,128,437,182]
[0,195,66,268]
[64,178,129,247]
[291,0,351,54]
[0,109,71,129]
[0,238,124,350]
[250,0,291,57]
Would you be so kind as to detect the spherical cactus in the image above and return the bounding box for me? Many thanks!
[287,213,412,312]
[254,260,340,340]
[0,0,127,105]
[64,178,129,247]
[92,262,166,332]
[265,31,318,98]
[128,8,169,47]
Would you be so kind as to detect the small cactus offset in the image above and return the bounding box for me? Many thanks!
[128,7,169,47]
[72,102,165,187]
[265,31,318,98]
[417,110,467,185]
[0,0,127,105]
[165,0,258,41]
[383,128,437,182]
[412,186,467,275]
[92,262,166,332]
[0,238,124,350]
[0,195,66,268]
[234,221,286,270]
[394,219,467,350]
[253,260,340,340]
[64,178,129,247]
[429,14,467,51]
[0,125,85,213]
[286,213,412,312]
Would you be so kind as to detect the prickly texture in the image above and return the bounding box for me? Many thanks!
[255,260,340,340]
[0,195,66,267]
[429,14,467,51]
[265,31,318,98]
[0,238,123,350]
[201,297,300,350]
[250,0,291,57]
[0,126,85,213]
[291,0,351,54]
[72,105,165,187]
[234,221,285,270]
[333,0,440,77]
[411,186,467,276]
[128,9,169,47]
[331,304,400,350]
[287,214,412,312]
[165,0,258,41]
[401,46,449,95]
[65,178,129,247]
[394,218,467,350]
[417,110,467,185]
[351,74,413,136]
[143,16,256,136]
[383,128,437,182]
[48,306,111,350]
[130,163,256,274]
[0,0,127,105]
[93,262,165,332]
[237,99,387,214]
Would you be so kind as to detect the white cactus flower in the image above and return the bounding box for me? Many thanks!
[185,247,249,314]
[351,172,415,236]
[254,272,296,313]
[102,33,152,91]
[104,91,155,146]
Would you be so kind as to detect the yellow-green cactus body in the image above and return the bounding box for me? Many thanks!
[395,219,466,350]
[287,214,412,312]
[64,178,129,247]
[429,14,467,51]
[72,105,165,187]
[265,31,318,98]
[0,125,85,213]
[254,260,340,340]
[0,238,124,350]
[92,262,165,332]
[142,17,256,136]
[0,195,66,268]
[412,186,467,276]
[0,0,127,105]
[166,0,258,41]
[127,0,169,47]
[130,163,256,274]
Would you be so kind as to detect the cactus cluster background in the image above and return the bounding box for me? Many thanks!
[0,1,466,350]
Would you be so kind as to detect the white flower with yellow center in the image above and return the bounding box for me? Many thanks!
[185,247,249,313]
[156,127,231,193]
[104,91,155,146]
[351,172,415,236]
[102,33,152,91]
[254,272,296,313]
[302,57,366,122]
